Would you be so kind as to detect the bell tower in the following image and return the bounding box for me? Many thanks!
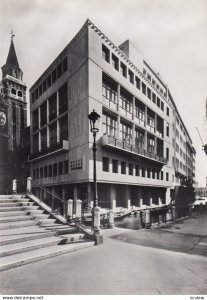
[0,33,27,193]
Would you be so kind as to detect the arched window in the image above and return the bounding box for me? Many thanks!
[11,88,16,95]
[18,91,22,97]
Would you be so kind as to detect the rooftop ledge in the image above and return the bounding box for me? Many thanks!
[102,135,167,165]
[30,140,69,162]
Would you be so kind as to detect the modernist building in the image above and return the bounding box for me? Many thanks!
[29,20,196,213]
[0,36,27,193]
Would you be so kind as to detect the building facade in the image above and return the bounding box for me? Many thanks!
[29,20,196,213]
[0,36,27,193]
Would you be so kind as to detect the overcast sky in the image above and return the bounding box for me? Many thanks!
[0,0,206,186]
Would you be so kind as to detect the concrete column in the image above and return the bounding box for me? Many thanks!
[57,119,60,143]
[150,198,153,207]
[67,199,73,222]
[144,130,147,150]
[110,184,116,210]
[47,126,50,147]
[46,100,49,123]
[154,136,157,155]
[27,177,32,194]
[116,115,120,140]
[132,95,135,120]
[144,106,147,127]
[109,158,112,173]
[117,84,120,111]
[155,114,157,134]
[62,185,66,218]
[139,198,143,208]
[57,90,59,116]
[12,179,17,194]
[87,183,93,208]
[158,197,162,206]
[145,209,151,229]
[108,210,114,228]
[126,186,131,209]
[172,205,176,221]
[132,123,135,145]
[73,185,78,201]
[94,206,101,233]
[75,199,82,221]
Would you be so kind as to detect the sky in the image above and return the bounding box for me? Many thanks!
[0,0,206,186]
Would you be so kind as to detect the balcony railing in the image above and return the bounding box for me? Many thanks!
[30,140,69,161]
[102,135,167,164]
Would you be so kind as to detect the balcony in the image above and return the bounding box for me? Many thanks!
[30,140,69,161]
[102,135,167,165]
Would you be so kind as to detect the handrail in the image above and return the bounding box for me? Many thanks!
[32,182,67,204]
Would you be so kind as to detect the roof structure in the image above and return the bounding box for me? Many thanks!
[6,39,19,67]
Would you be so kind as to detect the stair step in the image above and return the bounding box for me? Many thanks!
[0,236,63,257]
[0,207,26,212]
[0,240,95,271]
[0,216,32,223]
[54,227,77,235]
[0,202,34,208]
[0,220,38,230]
[58,233,85,244]
[0,229,55,246]
[0,199,30,204]
[0,211,27,218]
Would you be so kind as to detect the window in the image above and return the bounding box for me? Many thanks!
[47,75,51,88]
[129,163,133,175]
[52,69,57,84]
[102,77,117,105]
[120,123,132,144]
[49,93,57,121]
[120,62,127,77]
[143,68,147,75]
[147,115,155,131]
[49,122,57,145]
[147,168,151,178]
[147,136,155,153]
[152,79,155,85]
[152,169,155,179]
[135,129,144,149]
[135,77,140,89]
[17,91,22,97]
[166,172,169,181]
[102,44,110,63]
[59,115,68,141]
[161,171,163,180]
[135,104,145,122]
[33,169,36,180]
[147,74,151,81]
[102,113,117,137]
[128,70,134,84]
[112,54,119,70]
[59,162,63,175]
[166,124,169,137]
[57,63,62,78]
[120,94,132,114]
[36,168,39,179]
[40,128,47,150]
[112,159,118,173]
[152,93,156,104]
[135,165,140,176]
[166,147,169,160]
[64,160,68,174]
[142,166,145,177]
[43,80,47,92]
[44,166,47,178]
[142,83,146,95]
[53,164,57,176]
[103,157,109,172]
[39,84,42,96]
[40,101,47,127]
[49,165,52,177]
[121,161,126,174]
[147,88,151,100]
[157,97,160,108]
[166,106,169,116]
[59,83,68,115]
[63,57,68,73]
[11,88,16,95]
[40,167,43,178]
[161,101,164,111]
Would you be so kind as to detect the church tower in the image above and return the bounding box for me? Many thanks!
[0,34,27,193]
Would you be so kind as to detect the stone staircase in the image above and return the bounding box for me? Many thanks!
[0,195,95,271]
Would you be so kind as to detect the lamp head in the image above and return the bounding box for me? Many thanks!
[88,109,100,133]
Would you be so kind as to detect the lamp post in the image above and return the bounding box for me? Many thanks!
[88,109,100,209]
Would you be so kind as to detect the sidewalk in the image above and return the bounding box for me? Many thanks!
[1,214,207,295]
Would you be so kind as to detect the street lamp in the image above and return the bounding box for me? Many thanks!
[88,109,100,209]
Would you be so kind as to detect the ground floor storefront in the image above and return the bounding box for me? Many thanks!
[32,182,172,215]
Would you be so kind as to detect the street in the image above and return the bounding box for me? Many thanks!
[0,213,207,295]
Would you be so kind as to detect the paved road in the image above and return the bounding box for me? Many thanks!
[1,213,207,295]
